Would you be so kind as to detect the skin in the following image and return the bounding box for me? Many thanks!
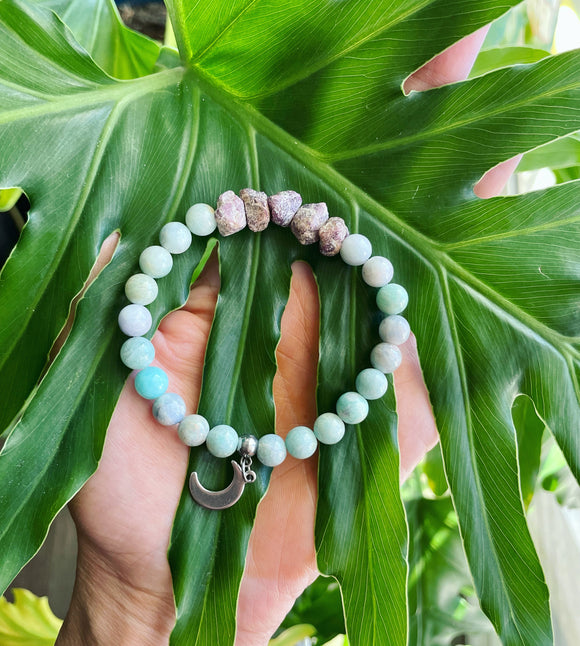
[56,27,517,646]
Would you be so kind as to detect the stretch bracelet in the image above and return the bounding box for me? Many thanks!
[117,190,410,510]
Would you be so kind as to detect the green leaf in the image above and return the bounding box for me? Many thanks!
[421,444,449,497]
[517,132,580,172]
[0,188,21,212]
[32,0,160,79]
[470,46,550,77]
[512,395,545,509]
[0,589,61,646]
[0,1,579,645]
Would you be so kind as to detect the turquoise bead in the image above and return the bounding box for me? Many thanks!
[139,245,173,278]
[339,233,372,266]
[257,434,287,467]
[120,336,155,370]
[125,273,158,305]
[376,283,408,315]
[285,426,318,459]
[159,222,192,254]
[206,424,238,458]
[336,392,369,424]
[313,412,345,445]
[370,343,402,374]
[186,203,217,236]
[118,303,152,337]
[379,315,410,345]
[356,368,388,400]
[134,366,169,399]
[152,393,186,426]
[178,414,209,446]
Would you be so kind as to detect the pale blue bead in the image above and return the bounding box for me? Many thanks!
[186,203,217,236]
[379,315,410,345]
[356,368,388,400]
[134,366,169,399]
[159,222,192,254]
[285,426,318,459]
[370,343,402,374]
[118,303,152,337]
[336,392,369,424]
[339,233,372,266]
[362,256,394,288]
[206,424,239,458]
[313,413,345,445]
[120,336,155,370]
[125,273,158,305]
[376,283,408,315]
[139,245,173,278]
[152,392,186,426]
[178,414,210,446]
[257,434,287,467]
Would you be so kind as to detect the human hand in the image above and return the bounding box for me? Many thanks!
[57,26,518,646]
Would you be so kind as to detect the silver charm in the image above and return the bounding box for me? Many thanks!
[189,441,257,510]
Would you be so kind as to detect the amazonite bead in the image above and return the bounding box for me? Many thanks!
[336,392,369,424]
[356,368,388,400]
[257,434,287,467]
[362,256,394,288]
[118,303,152,337]
[206,425,239,458]
[313,412,345,445]
[376,283,408,315]
[152,392,186,426]
[339,233,372,266]
[125,273,158,305]
[379,315,410,345]
[135,366,169,399]
[285,426,318,459]
[139,245,173,278]
[178,414,210,446]
[370,343,402,374]
[159,222,192,254]
[186,203,217,236]
[120,336,155,370]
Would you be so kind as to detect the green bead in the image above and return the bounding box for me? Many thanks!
[178,414,209,446]
[206,424,238,458]
[285,426,318,459]
[257,434,287,467]
[120,336,155,370]
[336,392,369,424]
[313,413,345,445]
[356,368,388,400]
[376,283,408,315]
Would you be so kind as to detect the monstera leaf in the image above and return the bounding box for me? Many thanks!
[0,1,579,644]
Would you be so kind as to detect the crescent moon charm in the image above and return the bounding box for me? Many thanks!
[189,460,247,510]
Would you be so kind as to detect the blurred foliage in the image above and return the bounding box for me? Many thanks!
[0,589,61,646]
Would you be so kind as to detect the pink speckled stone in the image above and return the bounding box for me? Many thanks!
[239,188,270,232]
[268,190,302,226]
[318,217,349,256]
[290,202,329,245]
[215,191,246,236]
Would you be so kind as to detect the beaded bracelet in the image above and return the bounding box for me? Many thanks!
[117,190,410,510]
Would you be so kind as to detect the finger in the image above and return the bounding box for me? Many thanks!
[404,26,489,93]
[236,261,320,645]
[474,155,522,197]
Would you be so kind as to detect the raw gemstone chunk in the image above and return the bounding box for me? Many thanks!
[240,188,270,232]
[215,190,246,236]
[268,190,302,226]
[290,202,329,245]
[319,217,349,256]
